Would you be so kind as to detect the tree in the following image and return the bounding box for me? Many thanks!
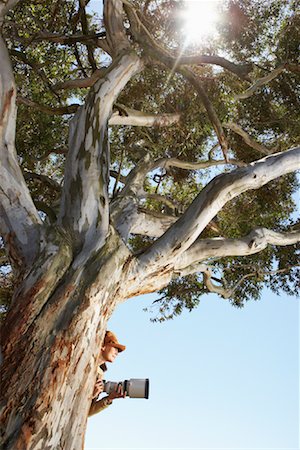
[0,0,299,448]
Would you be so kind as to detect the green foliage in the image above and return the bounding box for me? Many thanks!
[1,0,299,321]
[144,275,204,322]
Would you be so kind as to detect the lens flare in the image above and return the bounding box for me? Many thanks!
[182,0,220,43]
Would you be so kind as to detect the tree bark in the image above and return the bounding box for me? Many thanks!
[0,228,133,450]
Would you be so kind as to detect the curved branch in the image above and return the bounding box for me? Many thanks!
[135,147,300,274]
[114,153,246,239]
[0,34,41,271]
[17,96,79,115]
[16,96,181,128]
[104,0,130,56]
[175,228,300,272]
[234,64,286,100]
[203,265,298,299]
[223,122,273,155]
[161,156,246,170]
[122,227,300,298]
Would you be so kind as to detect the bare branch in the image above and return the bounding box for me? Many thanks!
[223,122,273,155]
[160,156,246,170]
[179,67,229,161]
[177,55,253,82]
[109,105,180,127]
[78,0,97,71]
[135,147,300,275]
[203,265,298,299]
[234,64,286,100]
[16,97,181,128]
[53,67,107,90]
[17,96,79,115]
[104,0,130,56]
[175,228,300,273]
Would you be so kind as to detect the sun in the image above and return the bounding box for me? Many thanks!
[182,0,220,44]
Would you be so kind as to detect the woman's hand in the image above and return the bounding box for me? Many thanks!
[107,383,127,400]
[92,379,104,399]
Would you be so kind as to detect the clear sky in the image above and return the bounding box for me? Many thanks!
[85,289,299,450]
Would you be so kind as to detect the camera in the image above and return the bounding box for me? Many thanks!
[104,378,149,399]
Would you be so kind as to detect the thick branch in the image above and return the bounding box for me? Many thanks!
[159,156,246,170]
[114,153,246,239]
[18,96,181,128]
[122,227,300,298]
[223,122,273,155]
[23,171,62,192]
[175,228,300,273]
[0,34,41,271]
[109,105,180,127]
[104,0,130,56]
[134,147,300,274]
[58,51,143,257]
[130,208,177,238]
[177,55,253,82]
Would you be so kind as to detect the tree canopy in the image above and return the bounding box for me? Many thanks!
[1,0,299,323]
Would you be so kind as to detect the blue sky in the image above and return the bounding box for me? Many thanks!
[85,290,299,450]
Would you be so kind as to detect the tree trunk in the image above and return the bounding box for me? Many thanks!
[0,228,131,450]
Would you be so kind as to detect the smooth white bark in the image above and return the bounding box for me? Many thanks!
[109,107,180,127]
[0,35,41,269]
[174,228,300,274]
[135,147,300,274]
[59,52,143,258]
